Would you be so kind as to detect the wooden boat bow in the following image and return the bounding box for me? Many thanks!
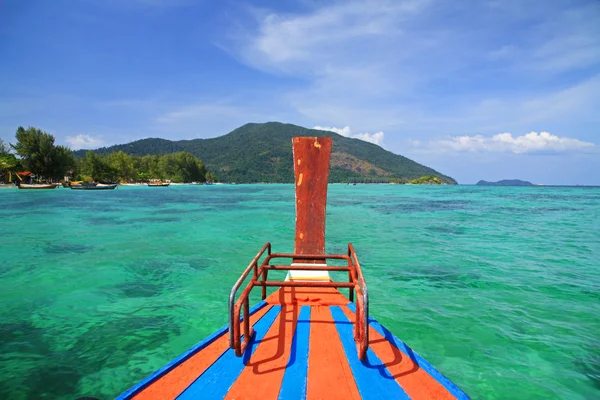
[117,136,469,400]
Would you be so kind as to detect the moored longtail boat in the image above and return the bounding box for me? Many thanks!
[147,181,170,187]
[117,137,469,400]
[17,183,59,189]
[70,183,118,190]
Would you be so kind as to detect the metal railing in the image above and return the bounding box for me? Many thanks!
[228,242,369,360]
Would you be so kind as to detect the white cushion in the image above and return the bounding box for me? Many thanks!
[285,263,331,282]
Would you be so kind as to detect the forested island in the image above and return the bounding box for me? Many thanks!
[75,122,457,184]
[3,122,457,184]
[476,179,534,186]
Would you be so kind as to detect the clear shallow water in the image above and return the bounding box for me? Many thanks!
[0,184,598,399]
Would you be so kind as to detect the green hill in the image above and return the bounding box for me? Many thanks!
[75,122,457,184]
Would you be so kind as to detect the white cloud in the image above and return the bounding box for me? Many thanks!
[225,1,600,141]
[234,0,441,104]
[313,125,385,146]
[313,126,352,136]
[242,1,426,73]
[412,132,596,154]
[65,134,106,150]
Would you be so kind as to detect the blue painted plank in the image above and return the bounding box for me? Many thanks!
[116,300,269,400]
[176,305,282,399]
[278,306,311,400]
[346,302,470,400]
[330,306,410,400]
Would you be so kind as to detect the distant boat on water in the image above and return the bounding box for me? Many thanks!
[147,181,170,187]
[17,183,59,190]
[70,183,117,190]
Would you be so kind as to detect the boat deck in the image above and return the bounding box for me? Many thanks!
[118,287,468,400]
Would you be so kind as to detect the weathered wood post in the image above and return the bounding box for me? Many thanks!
[292,136,332,263]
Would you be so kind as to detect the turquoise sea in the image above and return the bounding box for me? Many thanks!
[0,184,598,399]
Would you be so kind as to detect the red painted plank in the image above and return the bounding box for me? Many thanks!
[225,305,300,399]
[307,306,361,400]
[339,305,457,400]
[292,137,332,261]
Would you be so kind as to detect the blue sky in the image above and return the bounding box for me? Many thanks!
[1,0,599,184]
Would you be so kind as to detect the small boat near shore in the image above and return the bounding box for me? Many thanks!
[17,183,59,190]
[147,181,170,187]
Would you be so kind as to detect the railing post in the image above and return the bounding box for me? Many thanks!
[233,304,241,356]
[261,269,268,300]
[354,291,361,342]
[348,245,354,301]
[243,297,250,349]
[363,290,369,361]
[229,242,271,350]
[348,258,354,302]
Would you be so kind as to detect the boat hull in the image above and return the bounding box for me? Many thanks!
[70,184,117,190]
[117,287,469,400]
[18,184,58,190]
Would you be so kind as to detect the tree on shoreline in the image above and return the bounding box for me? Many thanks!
[0,138,22,183]
[206,171,217,183]
[74,151,208,183]
[7,126,215,183]
[78,151,119,182]
[11,127,75,181]
[410,175,442,184]
[0,138,10,155]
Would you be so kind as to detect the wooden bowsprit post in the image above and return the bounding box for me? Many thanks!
[292,136,332,263]
[260,136,332,298]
